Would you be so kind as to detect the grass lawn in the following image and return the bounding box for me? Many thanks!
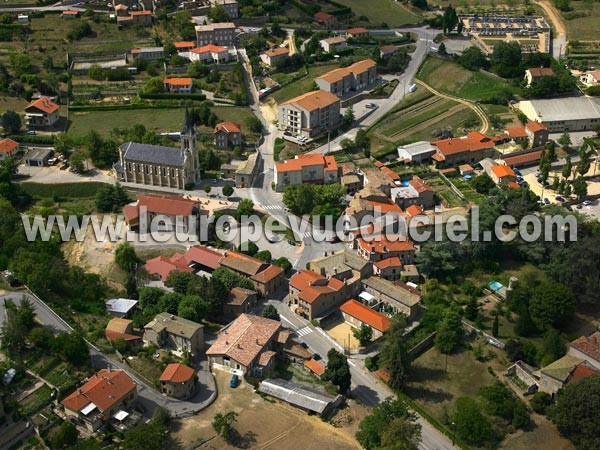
[405,345,507,423]
[271,63,339,104]
[417,57,515,102]
[562,0,600,41]
[211,106,256,128]
[336,0,421,27]
[20,182,110,198]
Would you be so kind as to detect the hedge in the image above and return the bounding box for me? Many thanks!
[586,85,600,96]
[139,92,207,101]
[234,62,249,105]
[20,182,111,198]
[9,135,55,145]
[68,103,190,112]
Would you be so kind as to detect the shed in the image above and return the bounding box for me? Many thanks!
[258,378,343,417]
[24,147,53,167]
[105,298,138,318]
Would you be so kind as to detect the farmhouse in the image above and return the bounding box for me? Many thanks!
[0,138,19,160]
[218,251,284,296]
[160,363,197,400]
[340,299,392,339]
[274,153,339,191]
[123,194,201,234]
[105,318,142,347]
[319,36,347,53]
[25,97,59,128]
[206,314,290,377]
[189,44,230,63]
[313,11,337,29]
[380,45,399,59]
[289,270,347,320]
[524,67,554,86]
[144,313,204,360]
[163,77,193,94]
[61,369,137,432]
[278,90,341,139]
[346,27,369,40]
[260,47,289,67]
[361,277,421,321]
[214,121,242,149]
[431,131,496,166]
[131,47,164,61]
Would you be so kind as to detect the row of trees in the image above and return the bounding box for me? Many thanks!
[282,184,346,221]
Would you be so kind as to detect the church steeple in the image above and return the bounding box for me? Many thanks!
[181,107,195,138]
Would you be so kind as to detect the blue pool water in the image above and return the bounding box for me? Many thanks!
[402,181,410,187]
[489,281,504,291]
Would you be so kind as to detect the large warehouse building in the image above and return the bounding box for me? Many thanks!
[518,97,600,133]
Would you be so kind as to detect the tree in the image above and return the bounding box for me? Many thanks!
[356,398,419,450]
[442,5,458,34]
[353,324,373,347]
[141,77,165,94]
[343,106,355,128]
[273,257,292,272]
[115,243,139,272]
[562,156,572,179]
[434,310,462,354]
[213,411,238,442]
[557,131,571,149]
[530,391,552,414]
[529,281,576,330]
[165,271,195,294]
[464,297,478,321]
[254,250,272,262]
[9,52,31,76]
[48,421,78,449]
[209,5,229,22]
[572,176,588,198]
[492,315,499,337]
[238,241,258,256]
[553,0,572,12]
[380,315,411,391]
[323,348,351,394]
[237,198,254,217]
[354,128,369,150]
[550,376,600,450]
[28,326,54,349]
[0,299,27,355]
[490,41,522,78]
[541,328,566,365]
[438,42,447,56]
[178,295,208,323]
[454,397,494,446]
[204,184,212,194]
[52,332,89,366]
[1,110,21,134]
[69,151,86,173]
[122,419,169,450]
[262,304,280,321]
[457,46,489,71]
[222,185,234,197]
[245,115,263,133]
[471,173,496,195]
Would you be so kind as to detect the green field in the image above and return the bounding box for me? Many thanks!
[562,0,600,41]
[337,0,421,27]
[20,182,110,198]
[417,57,514,102]
[271,63,339,104]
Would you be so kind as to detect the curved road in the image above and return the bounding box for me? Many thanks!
[0,292,217,418]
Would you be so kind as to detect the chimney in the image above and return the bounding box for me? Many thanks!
[237,343,241,349]
[256,339,260,345]
[107,366,111,373]
[225,340,229,345]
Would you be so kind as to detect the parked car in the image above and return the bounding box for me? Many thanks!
[365,103,377,109]
[300,342,309,349]
[27,130,36,135]
[311,353,321,361]
[543,198,550,205]
[583,200,592,206]
[576,203,583,209]
[212,178,218,184]
[283,131,292,136]
[230,374,239,388]
[513,168,521,176]
[555,195,566,202]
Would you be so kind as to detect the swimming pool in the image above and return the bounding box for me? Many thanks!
[488,281,504,291]
[402,181,410,187]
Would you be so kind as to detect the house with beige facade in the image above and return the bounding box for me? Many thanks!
[274,153,339,191]
[25,97,60,128]
[144,313,204,360]
[315,59,377,97]
[278,90,341,139]
[160,363,197,400]
[260,47,289,66]
[195,22,236,46]
[360,277,421,321]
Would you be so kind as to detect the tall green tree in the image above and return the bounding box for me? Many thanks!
[356,398,419,450]
[323,348,352,394]
[213,411,238,442]
[115,243,140,272]
[1,110,21,134]
[353,324,373,347]
[435,309,463,354]
[454,397,494,446]
[529,281,576,330]
[380,315,411,391]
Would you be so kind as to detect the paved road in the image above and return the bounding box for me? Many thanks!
[0,292,216,418]
[534,0,568,60]
[269,299,457,450]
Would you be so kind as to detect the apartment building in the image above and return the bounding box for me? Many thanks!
[195,22,236,46]
[274,153,339,191]
[315,59,377,97]
[278,90,341,138]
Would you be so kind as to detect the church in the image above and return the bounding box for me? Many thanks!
[114,109,200,189]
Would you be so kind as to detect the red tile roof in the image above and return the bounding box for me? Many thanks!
[252,264,284,284]
[215,121,241,134]
[164,77,192,86]
[160,363,195,383]
[570,364,600,384]
[281,90,340,112]
[144,254,194,280]
[506,126,528,139]
[406,204,423,216]
[275,154,338,173]
[491,165,515,179]
[206,314,281,367]
[373,256,403,270]
[174,41,195,49]
[340,299,392,332]
[570,332,600,364]
[432,131,494,156]
[527,67,554,77]
[314,11,334,21]
[375,368,390,382]
[304,358,326,376]
[26,96,59,114]
[394,280,422,296]
[409,176,433,193]
[357,235,416,254]
[290,270,344,304]
[61,370,136,413]
[126,194,198,218]
[131,10,152,16]
[0,138,19,154]
[264,47,289,57]
[366,200,403,215]
[191,44,228,54]
[347,27,369,35]
[380,166,400,181]
[183,245,222,270]
[502,150,542,167]
[526,121,547,133]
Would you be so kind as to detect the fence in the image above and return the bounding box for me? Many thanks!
[438,170,466,199]
[407,332,437,358]
[462,320,505,349]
